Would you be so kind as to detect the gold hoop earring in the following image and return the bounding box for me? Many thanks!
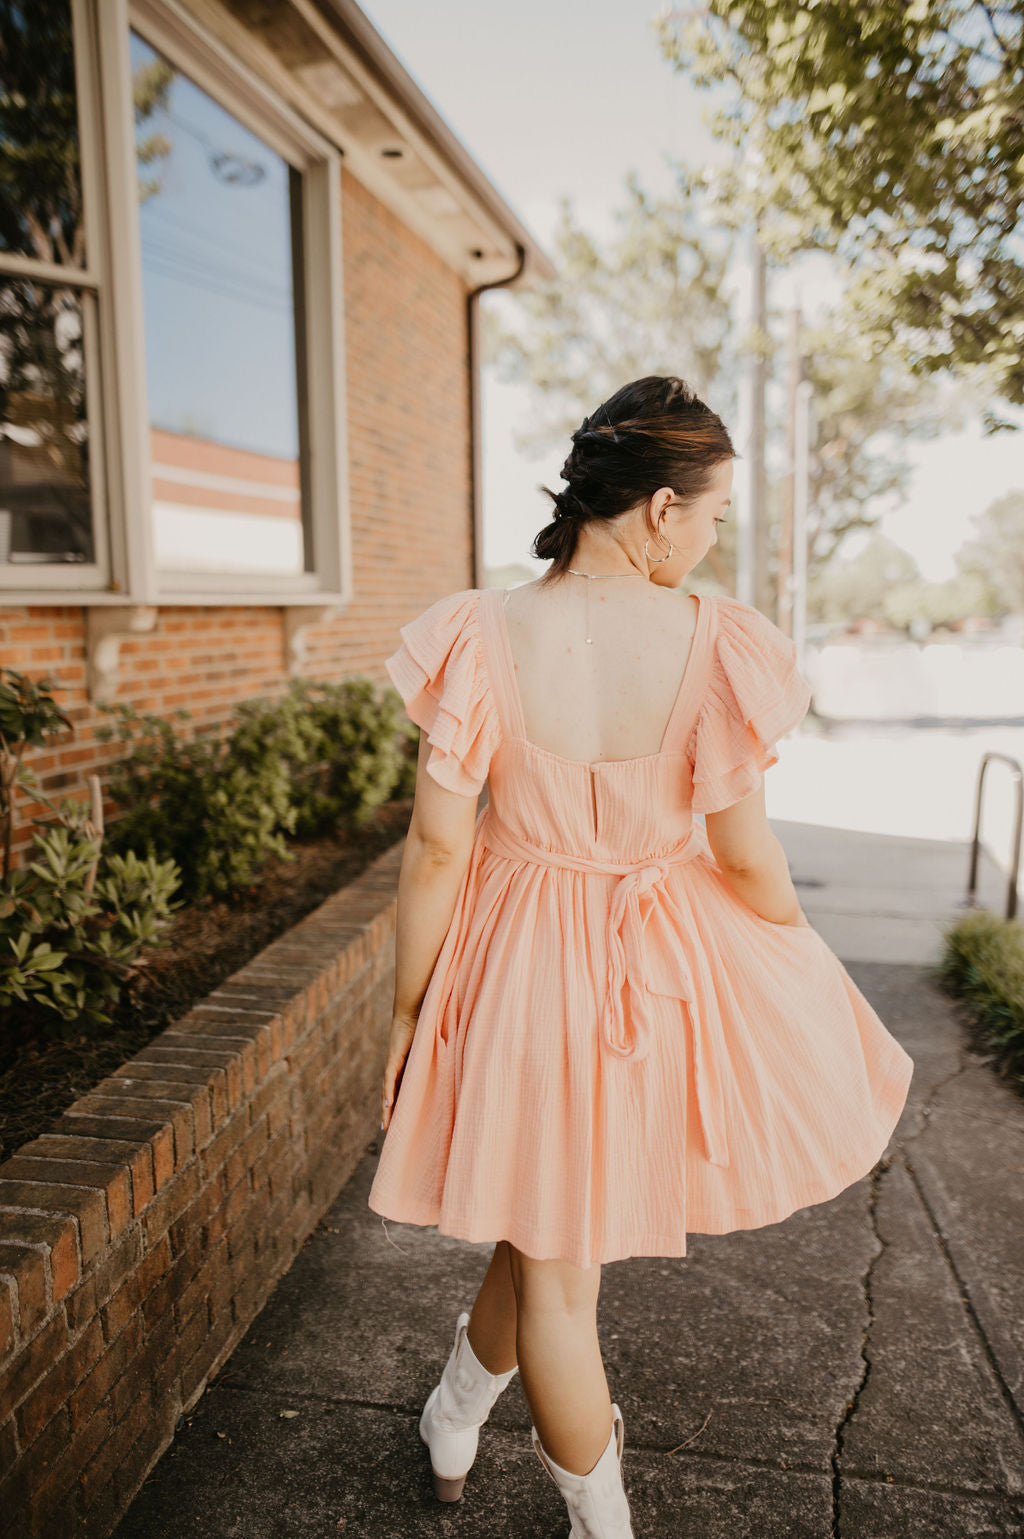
[644,534,674,565]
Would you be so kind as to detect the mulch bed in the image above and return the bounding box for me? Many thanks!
[0,798,413,1165]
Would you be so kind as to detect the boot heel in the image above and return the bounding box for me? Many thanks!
[419,1309,519,1505]
[431,1471,468,1502]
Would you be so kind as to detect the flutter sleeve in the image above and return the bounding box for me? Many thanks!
[384,587,502,797]
[686,595,813,815]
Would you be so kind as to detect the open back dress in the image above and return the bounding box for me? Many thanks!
[367,586,915,1268]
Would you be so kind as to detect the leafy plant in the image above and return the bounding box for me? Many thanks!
[1,659,415,1039]
[96,704,296,903]
[97,674,413,901]
[0,669,181,1038]
[391,700,419,801]
[939,907,1024,1085]
[0,668,73,881]
[1,807,182,1037]
[231,677,411,839]
[655,0,1024,414]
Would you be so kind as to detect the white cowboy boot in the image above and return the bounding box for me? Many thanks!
[531,1403,636,1538]
[419,1308,519,1501]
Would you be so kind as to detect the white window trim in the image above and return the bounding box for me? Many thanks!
[1,0,351,608]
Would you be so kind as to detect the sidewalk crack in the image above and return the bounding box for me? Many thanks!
[830,1157,889,1539]
[901,1048,969,1146]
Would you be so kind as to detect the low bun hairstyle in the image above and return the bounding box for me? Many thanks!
[532,375,735,583]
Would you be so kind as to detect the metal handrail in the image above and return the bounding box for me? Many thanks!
[966,752,1023,920]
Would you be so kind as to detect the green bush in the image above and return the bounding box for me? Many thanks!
[97,674,415,902]
[939,907,1024,1082]
[97,704,297,904]
[390,692,419,801]
[0,668,181,1039]
[303,675,414,828]
[0,661,415,1039]
[232,677,412,839]
[1,807,182,1037]
[0,667,73,881]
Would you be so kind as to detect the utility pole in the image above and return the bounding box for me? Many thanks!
[792,379,813,674]
[778,302,802,636]
[734,222,766,609]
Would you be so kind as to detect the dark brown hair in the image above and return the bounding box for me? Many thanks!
[533,375,735,583]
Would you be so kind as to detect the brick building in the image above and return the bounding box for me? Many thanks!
[0,0,554,859]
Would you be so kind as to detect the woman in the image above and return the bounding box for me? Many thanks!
[368,375,914,1537]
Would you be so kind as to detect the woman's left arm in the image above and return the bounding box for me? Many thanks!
[381,729,482,1130]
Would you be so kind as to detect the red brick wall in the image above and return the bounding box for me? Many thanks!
[0,837,403,1537]
[1,164,474,862]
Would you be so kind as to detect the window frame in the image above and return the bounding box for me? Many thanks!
[0,0,351,607]
[0,0,115,594]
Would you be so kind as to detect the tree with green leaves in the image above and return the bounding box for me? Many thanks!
[808,534,999,628]
[955,489,1024,611]
[654,1,1024,425]
[795,311,955,573]
[808,533,921,626]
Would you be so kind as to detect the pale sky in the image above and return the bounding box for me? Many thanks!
[360,0,1024,583]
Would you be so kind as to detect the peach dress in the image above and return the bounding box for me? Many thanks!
[367,586,914,1268]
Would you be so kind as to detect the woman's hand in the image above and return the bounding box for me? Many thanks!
[381,1012,418,1131]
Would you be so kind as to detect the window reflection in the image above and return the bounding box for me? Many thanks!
[0,279,93,564]
[0,0,85,268]
[131,30,309,579]
[0,0,95,568]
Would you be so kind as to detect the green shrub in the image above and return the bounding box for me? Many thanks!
[231,677,411,838]
[97,704,297,903]
[0,667,73,882]
[939,907,1024,1082]
[0,660,414,1039]
[97,674,414,901]
[1,805,182,1037]
[389,691,419,801]
[0,669,181,1038]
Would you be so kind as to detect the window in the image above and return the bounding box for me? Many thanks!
[0,0,349,603]
[0,0,109,585]
[131,28,310,580]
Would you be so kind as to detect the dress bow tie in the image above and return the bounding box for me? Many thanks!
[478,810,731,1168]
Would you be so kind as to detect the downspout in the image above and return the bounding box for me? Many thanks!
[466,243,527,589]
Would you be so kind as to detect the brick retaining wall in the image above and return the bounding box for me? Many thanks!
[0,836,404,1538]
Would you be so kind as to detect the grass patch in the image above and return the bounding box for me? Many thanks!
[938,907,1024,1091]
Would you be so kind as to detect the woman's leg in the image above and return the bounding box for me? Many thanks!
[466,1239,519,1374]
[507,1242,613,1476]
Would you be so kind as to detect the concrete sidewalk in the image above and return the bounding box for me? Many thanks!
[113,822,1024,1538]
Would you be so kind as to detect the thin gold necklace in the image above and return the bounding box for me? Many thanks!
[566,566,647,644]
